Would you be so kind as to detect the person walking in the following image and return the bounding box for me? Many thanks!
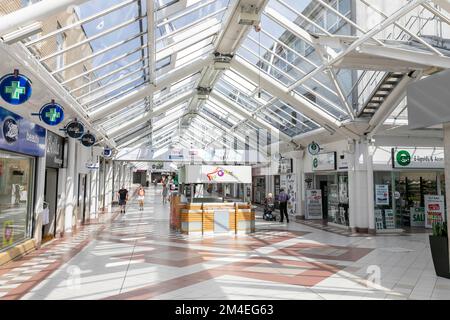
[162,182,169,204]
[117,186,129,214]
[278,188,290,223]
[136,185,145,211]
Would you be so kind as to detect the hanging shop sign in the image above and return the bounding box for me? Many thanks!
[46,130,64,168]
[34,101,64,126]
[410,207,425,228]
[424,195,445,229]
[392,147,444,169]
[307,141,321,155]
[103,147,112,158]
[312,152,336,171]
[85,161,99,170]
[65,120,85,139]
[306,189,323,220]
[168,148,184,160]
[81,132,96,147]
[375,184,389,205]
[0,106,46,157]
[0,70,32,105]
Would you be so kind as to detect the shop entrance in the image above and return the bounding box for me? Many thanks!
[320,181,328,219]
[78,174,87,224]
[43,168,58,241]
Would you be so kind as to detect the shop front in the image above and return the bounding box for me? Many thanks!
[305,151,350,227]
[373,147,446,232]
[43,130,65,242]
[0,107,45,253]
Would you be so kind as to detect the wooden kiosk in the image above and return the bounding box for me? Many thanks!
[170,165,255,235]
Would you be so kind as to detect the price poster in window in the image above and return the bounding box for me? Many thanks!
[424,195,444,229]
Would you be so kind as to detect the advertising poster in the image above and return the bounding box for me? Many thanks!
[280,174,297,215]
[375,184,389,205]
[375,209,384,230]
[2,220,14,248]
[424,195,445,228]
[384,209,396,229]
[306,189,323,220]
[410,207,425,227]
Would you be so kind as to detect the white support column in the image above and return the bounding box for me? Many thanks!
[33,156,46,248]
[89,160,98,220]
[0,0,88,35]
[367,143,376,233]
[348,139,374,232]
[104,160,113,215]
[64,138,76,233]
[56,168,67,237]
[293,157,304,218]
[443,123,450,268]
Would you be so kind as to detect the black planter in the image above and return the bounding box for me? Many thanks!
[429,235,450,279]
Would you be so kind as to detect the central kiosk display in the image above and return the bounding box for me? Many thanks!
[170,165,255,235]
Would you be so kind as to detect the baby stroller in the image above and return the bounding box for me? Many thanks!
[263,203,276,221]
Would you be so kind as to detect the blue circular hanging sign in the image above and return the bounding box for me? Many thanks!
[38,101,64,126]
[0,70,32,105]
[81,132,96,147]
[66,120,85,139]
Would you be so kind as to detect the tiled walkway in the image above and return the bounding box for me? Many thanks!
[1,187,449,300]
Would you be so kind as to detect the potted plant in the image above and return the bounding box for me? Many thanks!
[429,221,450,278]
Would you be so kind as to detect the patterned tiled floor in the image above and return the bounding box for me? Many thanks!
[1,186,450,300]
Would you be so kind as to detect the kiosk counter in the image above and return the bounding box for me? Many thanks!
[170,165,255,235]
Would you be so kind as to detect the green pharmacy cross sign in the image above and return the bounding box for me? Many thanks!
[0,70,32,105]
[5,81,25,100]
[32,101,64,126]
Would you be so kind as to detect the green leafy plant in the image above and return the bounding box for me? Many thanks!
[432,221,448,237]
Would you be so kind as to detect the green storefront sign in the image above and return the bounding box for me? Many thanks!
[392,148,444,169]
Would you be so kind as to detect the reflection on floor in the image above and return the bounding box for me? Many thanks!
[0,186,449,300]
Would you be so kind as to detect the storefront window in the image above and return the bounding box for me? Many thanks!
[374,171,445,231]
[0,151,34,251]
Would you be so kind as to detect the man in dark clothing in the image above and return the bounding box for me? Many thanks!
[278,188,290,223]
[117,186,129,214]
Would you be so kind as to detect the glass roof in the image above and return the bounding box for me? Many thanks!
[3,0,449,152]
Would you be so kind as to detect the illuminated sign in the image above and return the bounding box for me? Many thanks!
[0,70,32,105]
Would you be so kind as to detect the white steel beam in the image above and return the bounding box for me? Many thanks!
[356,44,450,69]
[286,0,427,91]
[107,89,194,138]
[89,56,210,120]
[147,0,155,84]
[209,91,291,141]
[231,56,359,139]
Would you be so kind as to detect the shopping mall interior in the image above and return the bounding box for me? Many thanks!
[0,0,450,302]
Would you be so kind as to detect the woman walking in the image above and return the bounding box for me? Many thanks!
[162,182,169,204]
[136,185,145,211]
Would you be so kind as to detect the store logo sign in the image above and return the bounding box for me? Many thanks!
[207,167,232,181]
[3,118,18,144]
[308,141,321,155]
[313,158,318,168]
[396,150,411,166]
